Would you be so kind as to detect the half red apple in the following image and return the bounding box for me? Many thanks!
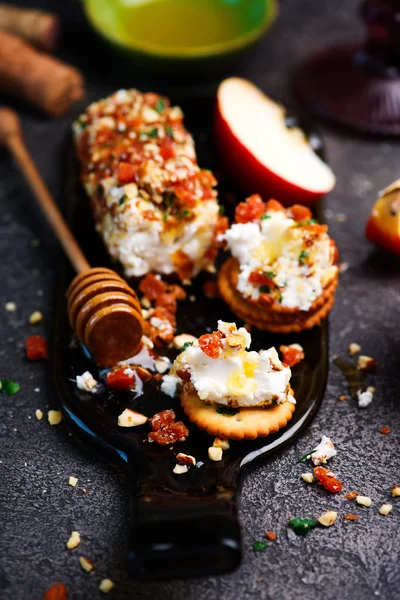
[215,77,336,206]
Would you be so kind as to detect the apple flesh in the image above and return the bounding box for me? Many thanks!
[365,179,400,256]
[215,77,336,206]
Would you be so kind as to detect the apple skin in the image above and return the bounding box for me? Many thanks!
[215,100,327,207]
[365,215,400,257]
[365,183,400,256]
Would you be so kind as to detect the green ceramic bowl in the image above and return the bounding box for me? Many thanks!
[83,0,277,70]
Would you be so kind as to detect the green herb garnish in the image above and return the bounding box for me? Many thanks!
[297,449,317,463]
[0,379,20,396]
[155,98,165,113]
[299,250,309,265]
[119,195,126,206]
[216,406,239,417]
[219,205,225,215]
[180,341,194,352]
[163,212,169,223]
[305,218,318,225]
[264,272,275,279]
[253,541,267,552]
[289,517,318,536]
[261,214,271,220]
[180,209,191,218]
[148,128,159,138]
[277,292,283,303]
[165,125,173,138]
[259,285,270,294]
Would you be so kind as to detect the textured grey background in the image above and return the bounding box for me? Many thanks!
[1,1,400,599]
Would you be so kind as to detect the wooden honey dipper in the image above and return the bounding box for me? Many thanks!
[0,108,144,366]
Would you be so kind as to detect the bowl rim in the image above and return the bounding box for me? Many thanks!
[83,0,277,60]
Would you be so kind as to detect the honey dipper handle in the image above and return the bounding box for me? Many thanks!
[0,107,90,274]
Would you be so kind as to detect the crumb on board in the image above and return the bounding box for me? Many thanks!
[35,409,43,421]
[208,447,223,462]
[348,342,361,356]
[265,531,276,541]
[66,531,80,550]
[338,395,347,402]
[344,514,358,521]
[301,473,314,483]
[213,437,230,450]
[68,476,78,487]
[99,579,114,594]
[48,410,62,426]
[5,302,16,312]
[29,311,43,324]
[392,486,400,497]
[79,556,94,572]
[378,504,392,515]
[356,495,372,507]
[172,464,188,475]
[317,510,338,527]
[380,426,391,435]
[344,491,359,501]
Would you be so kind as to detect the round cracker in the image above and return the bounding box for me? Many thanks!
[218,258,338,333]
[180,385,296,441]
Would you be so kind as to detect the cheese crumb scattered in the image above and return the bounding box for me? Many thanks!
[378,503,392,516]
[357,388,373,408]
[76,371,98,393]
[301,473,314,484]
[29,311,43,324]
[99,579,114,594]
[5,302,16,312]
[317,510,337,527]
[392,485,400,497]
[311,436,337,465]
[348,342,361,356]
[356,495,372,507]
[48,410,62,426]
[79,556,94,572]
[69,476,78,487]
[213,438,230,450]
[173,464,188,474]
[35,409,43,421]
[118,408,148,427]
[66,531,81,549]
[208,447,223,462]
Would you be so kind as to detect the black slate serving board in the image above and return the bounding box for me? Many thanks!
[53,103,329,580]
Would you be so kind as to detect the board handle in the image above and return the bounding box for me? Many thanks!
[126,462,242,580]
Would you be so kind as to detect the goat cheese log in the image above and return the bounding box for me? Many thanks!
[73,89,227,282]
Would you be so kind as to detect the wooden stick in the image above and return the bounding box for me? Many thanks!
[0,108,90,274]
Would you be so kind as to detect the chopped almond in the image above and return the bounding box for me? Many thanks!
[66,531,80,550]
[213,437,230,450]
[68,476,78,487]
[317,510,337,527]
[35,409,43,420]
[48,410,62,426]
[79,556,94,572]
[176,453,196,466]
[348,342,361,356]
[356,495,372,507]
[357,355,377,372]
[172,464,188,475]
[301,473,314,484]
[208,447,223,462]
[392,485,400,497]
[29,310,43,324]
[118,408,147,428]
[99,579,114,594]
[378,503,393,515]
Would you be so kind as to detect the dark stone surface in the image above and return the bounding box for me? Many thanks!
[1,1,400,599]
